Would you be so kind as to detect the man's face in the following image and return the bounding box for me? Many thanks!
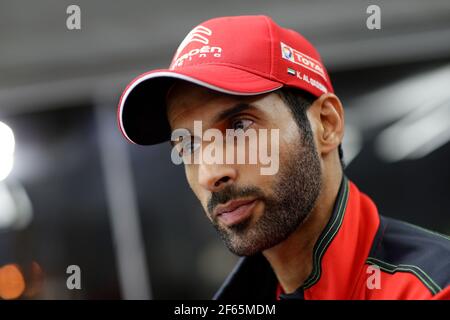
[167,82,322,256]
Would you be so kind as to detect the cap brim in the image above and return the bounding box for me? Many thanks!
[118,64,283,145]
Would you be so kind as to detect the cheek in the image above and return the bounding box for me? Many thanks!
[280,119,302,145]
[184,165,209,208]
[237,164,275,196]
[273,123,297,164]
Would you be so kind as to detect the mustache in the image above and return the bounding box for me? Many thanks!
[207,185,265,215]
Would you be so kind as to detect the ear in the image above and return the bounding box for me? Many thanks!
[308,93,344,156]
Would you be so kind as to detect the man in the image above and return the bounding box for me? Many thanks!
[118,15,450,299]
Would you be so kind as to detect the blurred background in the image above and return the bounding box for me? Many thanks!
[0,0,449,299]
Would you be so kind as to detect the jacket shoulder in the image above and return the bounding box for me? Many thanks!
[367,215,450,296]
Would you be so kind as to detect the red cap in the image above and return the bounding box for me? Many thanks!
[118,15,334,145]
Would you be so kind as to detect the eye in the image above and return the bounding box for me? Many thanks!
[231,119,254,131]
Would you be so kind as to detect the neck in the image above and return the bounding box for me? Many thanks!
[262,169,342,294]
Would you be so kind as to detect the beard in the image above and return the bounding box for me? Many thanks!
[206,132,322,256]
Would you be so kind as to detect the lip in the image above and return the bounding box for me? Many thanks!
[214,199,258,227]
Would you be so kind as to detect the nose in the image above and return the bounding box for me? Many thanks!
[198,163,237,192]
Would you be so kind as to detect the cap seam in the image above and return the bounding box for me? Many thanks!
[262,16,275,79]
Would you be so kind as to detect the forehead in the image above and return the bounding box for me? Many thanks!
[166,81,280,127]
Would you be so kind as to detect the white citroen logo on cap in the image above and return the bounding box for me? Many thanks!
[172,25,212,62]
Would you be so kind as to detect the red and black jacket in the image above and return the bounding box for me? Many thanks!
[214,177,450,300]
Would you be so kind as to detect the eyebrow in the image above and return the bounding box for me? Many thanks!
[169,102,257,147]
[212,102,256,124]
